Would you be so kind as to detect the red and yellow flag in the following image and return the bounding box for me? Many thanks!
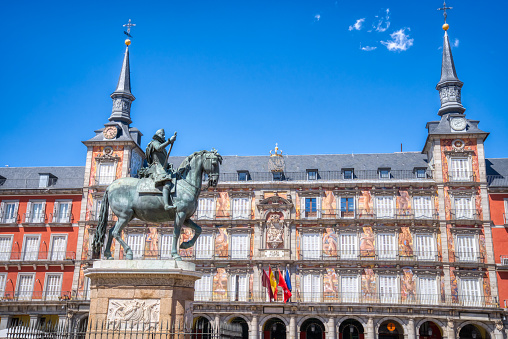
[268,266,278,300]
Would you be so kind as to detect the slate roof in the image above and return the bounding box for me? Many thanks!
[486,158,508,188]
[0,166,85,190]
[426,115,487,136]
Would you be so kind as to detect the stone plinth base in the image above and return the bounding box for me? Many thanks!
[85,260,200,330]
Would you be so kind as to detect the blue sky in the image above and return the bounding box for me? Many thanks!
[1,0,507,166]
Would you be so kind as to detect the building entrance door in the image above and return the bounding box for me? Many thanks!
[263,318,286,339]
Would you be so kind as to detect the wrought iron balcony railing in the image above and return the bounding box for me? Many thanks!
[22,212,46,224]
[49,212,73,224]
[301,209,439,221]
[448,171,476,183]
[0,213,19,224]
[452,251,485,264]
[96,249,252,261]
[192,209,253,221]
[298,249,440,262]
[88,211,116,222]
[449,209,481,221]
[0,251,76,262]
[500,256,508,266]
[1,290,72,302]
[194,291,498,308]
[91,175,117,187]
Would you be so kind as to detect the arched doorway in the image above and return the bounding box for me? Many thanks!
[459,324,490,339]
[300,318,325,339]
[193,316,212,339]
[378,320,404,339]
[264,318,286,339]
[419,321,443,339]
[339,319,365,339]
[231,317,249,339]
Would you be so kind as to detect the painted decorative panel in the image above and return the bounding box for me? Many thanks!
[399,227,413,256]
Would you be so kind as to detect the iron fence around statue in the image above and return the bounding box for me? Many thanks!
[5,320,243,339]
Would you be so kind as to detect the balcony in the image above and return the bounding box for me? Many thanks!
[217,170,433,182]
[49,212,74,225]
[112,249,252,261]
[190,209,254,222]
[447,171,476,183]
[452,251,485,264]
[498,256,508,271]
[0,251,76,263]
[1,290,72,302]
[298,249,440,263]
[90,175,117,188]
[193,291,498,308]
[22,213,46,225]
[0,213,19,225]
[88,211,116,223]
[300,209,438,222]
[504,213,508,226]
[449,209,481,223]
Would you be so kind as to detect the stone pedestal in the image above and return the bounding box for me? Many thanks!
[85,260,200,331]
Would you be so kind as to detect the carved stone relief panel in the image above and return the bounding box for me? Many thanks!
[266,213,284,249]
[107,298,160,329]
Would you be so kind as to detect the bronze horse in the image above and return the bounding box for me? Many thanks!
[92,150,222,260]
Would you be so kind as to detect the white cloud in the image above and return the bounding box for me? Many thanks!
[360,45,377,51]
[314,14,321,21]
[381,28,414,52]
[348,18,365,31]
[373,8,390,32]
[453,38,459,47]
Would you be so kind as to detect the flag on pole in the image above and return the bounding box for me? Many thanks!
[277,268,292,303]
[269,266,278,300]
[285,267,292,292]
[262,269,274,301]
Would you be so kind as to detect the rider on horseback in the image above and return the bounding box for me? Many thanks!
[145,128,177,211]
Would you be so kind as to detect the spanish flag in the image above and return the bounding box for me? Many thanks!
[269,266,278,300]
[262,269,274,301]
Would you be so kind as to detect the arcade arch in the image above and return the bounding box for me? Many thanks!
[339,319,365,339]
[458,324,491,339]
[263,317,287,339]
[378,320,404,339]
[418,321,443,339]
[300,318,325,339]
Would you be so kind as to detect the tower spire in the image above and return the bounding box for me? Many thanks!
[109,20,136,124]
[436,3,465,116]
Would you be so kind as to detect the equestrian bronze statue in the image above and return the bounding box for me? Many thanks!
[91,131,222,261]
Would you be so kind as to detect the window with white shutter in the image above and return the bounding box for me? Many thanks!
[197,198,215,219]
[418,276,438,305]
[339,197,355,219]
[232,198,250,219]
[340,233,358,259]
[301,233,321,260]
[460,277,481,306]
[456,234,477,262]
[450,158,471,181]
[50,235,67,261]
[376,196,394,218]
[0,274,7,298]
[16,274,34,300]
[195,234,213,259]
[505,199,508,224]
[30,201,45,223]
[341,275,359,302]
[0,236,12,261]
[55,201,72,223]
[230,274,248,302]
[379,275,398,303]
[98,162,116,185]
[159,234,173,259]
[22,235,40,261]
[413,196,433,219]
[377,233,397,259]
[2,201,18,224]
[194,273,212,301]
[415,234,436,261]
[44,274,62,301]
[454,197,473,219]
[127,234,145,259]
[302,273,321,302]
[301,197,321,219]
[231,234,249,259]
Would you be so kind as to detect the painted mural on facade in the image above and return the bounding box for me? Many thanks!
[323,228,337,257]
[397,190,412,216]
[216,192,230,218]
[362,267,376,299]
[450,267,458,301]
[213,268,228,300]
[401,268,416,302]
[324,268,338,300]
[215,228,228,257]
[399,227,413,257]
[360,226,375,257]
[322,191,335,218]
[358,190,373,217]
[440,138,480,182]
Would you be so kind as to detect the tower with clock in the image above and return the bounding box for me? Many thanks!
[73,25,146,292]
[421,12,496,304]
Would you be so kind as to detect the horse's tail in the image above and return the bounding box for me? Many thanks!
[92,190,109,259]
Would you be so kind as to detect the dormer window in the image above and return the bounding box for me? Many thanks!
[0,176,5,186]
[342,169,354,180]
[39,174,57,188]
[307,170,318,181]
[237,171,249,181]
[379,168,391,179]
[272,172,284,181]
[415,168,427,179]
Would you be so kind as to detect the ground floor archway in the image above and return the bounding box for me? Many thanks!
[231,317,249,339]
[459,324,490,339]
[339,319,365,339]
[419,321,443,339]
[264,317,287,339]
[378,320,404,339]
[300,318,325,339]
[192,316,212,339]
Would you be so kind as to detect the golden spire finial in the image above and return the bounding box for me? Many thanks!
[270,143,283,157]
[438,1,452,30]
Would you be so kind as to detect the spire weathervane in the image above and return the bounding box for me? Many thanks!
[123,19,136,38]
[438,1,453,24]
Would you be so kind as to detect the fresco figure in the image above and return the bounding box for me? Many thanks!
[360,227,375,257]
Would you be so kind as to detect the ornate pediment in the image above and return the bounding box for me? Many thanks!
[257,195,293,210]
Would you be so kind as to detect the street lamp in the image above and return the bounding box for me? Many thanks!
[428,328,433,336]
[472,331,477,339]
[310,324,316,333]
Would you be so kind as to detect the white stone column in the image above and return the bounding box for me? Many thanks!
[29,316,38,327]
[214,314,220,332]
[366,318,375,339]
[327,317,336,339]
[0,317,9,330]
[289,316,296,339]
[446,320,455,339]
[250,315,258,339]
[407,318,415,339]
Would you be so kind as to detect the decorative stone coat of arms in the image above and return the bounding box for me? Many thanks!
[266,214,284,249]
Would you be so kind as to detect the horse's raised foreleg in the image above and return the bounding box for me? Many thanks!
[111,213,134,260]
[103,227,115,259]
[172,211,186,261]
[180,219,202,249]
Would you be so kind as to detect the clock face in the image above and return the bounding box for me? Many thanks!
[450,117,467,131]
[104,126,118,139]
